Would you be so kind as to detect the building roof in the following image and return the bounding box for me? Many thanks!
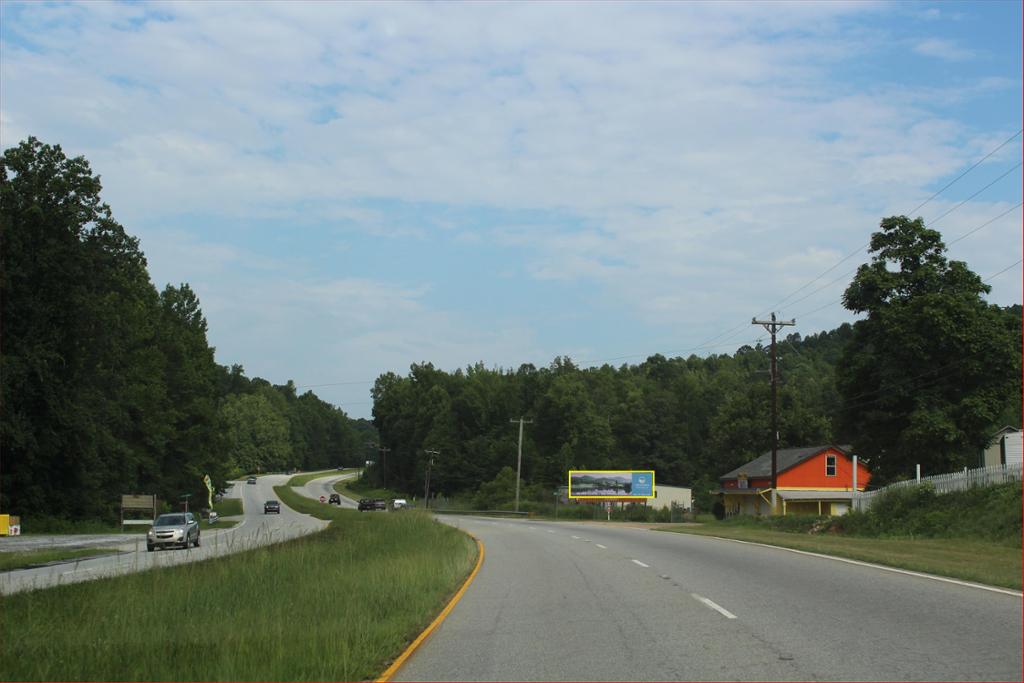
[719,445,852,480]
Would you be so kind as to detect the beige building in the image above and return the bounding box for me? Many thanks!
[651,484,692,511]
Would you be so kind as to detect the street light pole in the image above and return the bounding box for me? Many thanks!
[424,449,439,509]
[510,417,533,513]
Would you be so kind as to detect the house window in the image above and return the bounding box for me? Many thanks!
[826,455,837,477]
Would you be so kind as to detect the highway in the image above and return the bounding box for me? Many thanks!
[394,516,1023,682]
[0,472,355,594]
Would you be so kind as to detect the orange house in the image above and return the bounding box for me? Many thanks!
[718,445,871,516]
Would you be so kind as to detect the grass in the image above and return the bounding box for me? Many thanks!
[335,478,404,503]
[661,523,1023,590]
[213,498,244,517]
[0,548,121,573]
[0,509,478,681]
[274,485,337,520]
[286,469,350,487]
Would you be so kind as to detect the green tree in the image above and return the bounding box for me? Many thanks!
[837,215,1019,481]
[220,393,293,474]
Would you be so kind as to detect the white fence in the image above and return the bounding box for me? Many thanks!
[853,462,1023,511]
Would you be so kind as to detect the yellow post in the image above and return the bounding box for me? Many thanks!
[0,514,8,536]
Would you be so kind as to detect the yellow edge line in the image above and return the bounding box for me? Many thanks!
[375,533,485,682]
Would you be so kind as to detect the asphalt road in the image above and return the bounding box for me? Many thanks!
[394,517,1023,682]
[0,472,354,594]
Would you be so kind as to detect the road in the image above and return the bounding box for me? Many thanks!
[0,471,356,594]
[394,516,1023,682]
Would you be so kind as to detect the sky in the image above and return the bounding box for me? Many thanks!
[2,1,1021,420]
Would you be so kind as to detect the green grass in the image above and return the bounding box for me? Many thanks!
[335,478,404,503]
[0,548,121,572]
[0,509,478,681]
[213,498,244,517]
[274,485,338,520]
[661,523,1022,590]
[286,469,349,487]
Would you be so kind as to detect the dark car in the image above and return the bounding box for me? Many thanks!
[264,500,281,514]
[247,476,257,485]
[358,498,387,511]
[328,493,341,505]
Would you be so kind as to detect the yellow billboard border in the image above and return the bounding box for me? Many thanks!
[567,469,656,499]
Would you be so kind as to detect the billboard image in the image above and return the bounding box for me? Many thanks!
[568,470,655,499]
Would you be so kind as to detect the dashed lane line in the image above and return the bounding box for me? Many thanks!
[691,593,738,619]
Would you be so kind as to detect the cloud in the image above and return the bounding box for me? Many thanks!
[912,38,975,62]
[1,1,1019,417]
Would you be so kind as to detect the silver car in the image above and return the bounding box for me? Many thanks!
[147,512,200,551]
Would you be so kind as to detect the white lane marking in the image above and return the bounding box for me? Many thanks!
[547,530,556,534]
[700,536,1024,598]
[571,535,580,539]
[631,559,649,568]
[595,544,607,549]
[691,593,737,619]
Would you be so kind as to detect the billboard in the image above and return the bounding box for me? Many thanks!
[568,470,655,499]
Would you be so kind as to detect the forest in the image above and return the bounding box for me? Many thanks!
[2,137,1020,522]
[1,139,373,523]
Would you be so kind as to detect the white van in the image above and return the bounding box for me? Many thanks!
[391,498,408,510]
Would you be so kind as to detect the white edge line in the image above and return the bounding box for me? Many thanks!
[697,535,1023,598]
[596,543,607,549]
[692,593,737,619]
[631,559,649,568]
[571,535,580,539]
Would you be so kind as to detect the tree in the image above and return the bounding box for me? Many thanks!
[836,215,1019,481]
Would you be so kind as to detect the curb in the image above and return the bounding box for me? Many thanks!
[376,533,485,682]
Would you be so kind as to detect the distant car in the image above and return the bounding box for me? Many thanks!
[392,498,408,509]
[358,498,387,511]
[147,512,200,551]
[328,493,342,505]
[264,500,281,514]
[247,476,257,485]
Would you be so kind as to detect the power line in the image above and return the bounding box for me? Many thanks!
[760,132,1023,316]
[905,129,1022,217]
[788,202,1023,321]
[925,162,1023,227]
[985,259,1022,281]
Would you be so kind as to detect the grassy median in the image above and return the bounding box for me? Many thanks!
[661,524,1022,589]
[0,509,478,681]
[0,548,121,573]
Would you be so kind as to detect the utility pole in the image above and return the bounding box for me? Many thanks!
[752,312,795,515]
[369,443,391,489]
[424,449,439,509]
[509,417,533,513]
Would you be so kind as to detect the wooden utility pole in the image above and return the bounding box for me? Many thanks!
[369,443,391,488]
[424,449,439,509]
[752,312,795,514]
[510,417,533,512]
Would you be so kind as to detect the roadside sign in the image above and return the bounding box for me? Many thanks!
[568,470,656,499]
[319,495,326,503]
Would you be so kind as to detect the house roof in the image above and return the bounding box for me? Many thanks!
[719,445,852,480]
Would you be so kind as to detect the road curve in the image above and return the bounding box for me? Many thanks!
[393,517,1022,682]
[0,474,328,594]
